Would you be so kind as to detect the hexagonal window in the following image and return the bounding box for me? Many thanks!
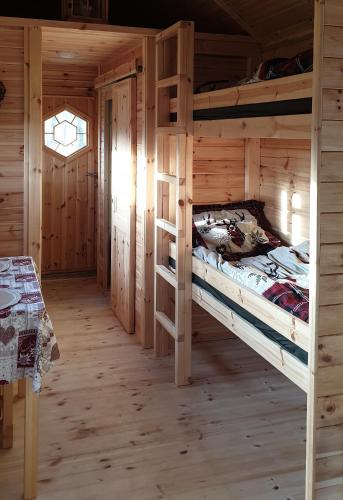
[44,108,88,158]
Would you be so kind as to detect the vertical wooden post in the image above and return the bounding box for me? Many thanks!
[306,1,343,498]
[141,36,156,348]
[24,26,43,272]
[24,379,38,500]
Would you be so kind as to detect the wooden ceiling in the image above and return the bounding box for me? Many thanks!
[212,0,314,49]
[41,26,144,66]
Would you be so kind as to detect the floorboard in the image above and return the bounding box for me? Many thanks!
[0,277,306,499]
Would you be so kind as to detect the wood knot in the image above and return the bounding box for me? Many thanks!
[325,403,336,414]
[178,199,184,206]
[322,354,332,363]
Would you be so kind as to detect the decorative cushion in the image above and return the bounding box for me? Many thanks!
[192,200,281,261]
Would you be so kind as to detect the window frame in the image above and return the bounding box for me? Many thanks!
[43,103,92,161]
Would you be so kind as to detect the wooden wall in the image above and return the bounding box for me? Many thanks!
[259,139,311,245]
[42,63,98,274]
[307,1,343,497]
[192,137,311,243]
[194,54,249,91]
[193,137,245,204]
[0,26,24,257]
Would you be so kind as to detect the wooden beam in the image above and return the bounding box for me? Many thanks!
[24,26,43,272]
[0,16,159,37]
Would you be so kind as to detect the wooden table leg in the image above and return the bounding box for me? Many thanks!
[24,379,38,500]
[18,379,26,399]
[1,383,14,449]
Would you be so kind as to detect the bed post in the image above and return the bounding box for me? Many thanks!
[306,0,343,498]
[154,21,194,386]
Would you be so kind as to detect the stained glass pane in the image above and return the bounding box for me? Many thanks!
[44,116,58,134]
[44,134,59,151]
[72,115,87,134]
[55,110,75,123]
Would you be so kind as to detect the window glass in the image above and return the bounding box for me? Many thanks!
[44,109,88,157]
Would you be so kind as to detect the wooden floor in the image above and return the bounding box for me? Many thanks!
[0,277,306,499]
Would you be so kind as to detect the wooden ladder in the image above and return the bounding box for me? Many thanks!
[154,21,194,386]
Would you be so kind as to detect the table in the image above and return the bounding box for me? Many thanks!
[0,256,59,499]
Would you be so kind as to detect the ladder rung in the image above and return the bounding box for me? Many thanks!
[156,126,186,135]
[156,172,178,185]
[156,218,177,236]
[157,75,180,88]
[155,311,176,339]
[155,264,177,288]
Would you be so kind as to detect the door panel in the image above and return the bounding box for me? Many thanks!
[42,97,96,274]
[111,78,137,333]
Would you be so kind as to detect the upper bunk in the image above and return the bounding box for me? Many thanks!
[169,72,313,140]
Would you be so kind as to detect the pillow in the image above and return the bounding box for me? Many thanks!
[192,200,281,261]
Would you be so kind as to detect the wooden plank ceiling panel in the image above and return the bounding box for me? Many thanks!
[41,27,141,66]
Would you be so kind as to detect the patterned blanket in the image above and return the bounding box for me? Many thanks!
[193,243,309,322]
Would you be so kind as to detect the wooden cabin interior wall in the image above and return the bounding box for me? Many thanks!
[42,63,98,274]
[259,139,311,245]
[0,26,25,257]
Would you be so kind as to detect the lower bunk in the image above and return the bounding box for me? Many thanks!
[169,243,309,393]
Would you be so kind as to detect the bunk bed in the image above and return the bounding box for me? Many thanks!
[167,72,313,392]
[154,22,313,395]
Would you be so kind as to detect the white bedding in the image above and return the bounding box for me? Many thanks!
[193,240,310,296]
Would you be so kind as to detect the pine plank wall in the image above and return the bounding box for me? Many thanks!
[0,26,25,257]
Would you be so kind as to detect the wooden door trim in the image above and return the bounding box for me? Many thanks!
[24,26,43,273]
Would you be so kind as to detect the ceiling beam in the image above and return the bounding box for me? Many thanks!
[212,0,261,43]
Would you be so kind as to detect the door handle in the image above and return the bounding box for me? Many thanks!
[86,172,98,178]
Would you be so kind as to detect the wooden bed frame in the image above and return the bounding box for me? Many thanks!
[154,4,343,496]
[170,242,309,392]
[170,72,313,139]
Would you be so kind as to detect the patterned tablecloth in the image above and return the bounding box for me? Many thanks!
[0,256,59,392]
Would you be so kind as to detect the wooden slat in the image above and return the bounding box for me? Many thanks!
[155,311,176,339]
[155,264,177,289]
[194,115,312,140]
[156,217,177,236]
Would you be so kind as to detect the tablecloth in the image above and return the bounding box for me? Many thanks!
[0,256,59,392]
